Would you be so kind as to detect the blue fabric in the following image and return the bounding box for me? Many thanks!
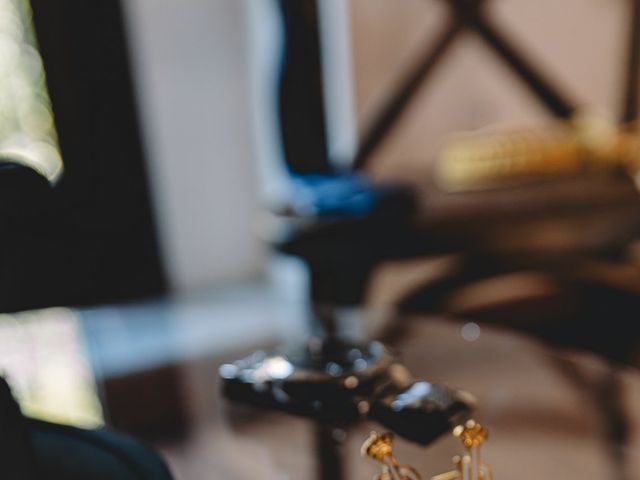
[290,173,413,218]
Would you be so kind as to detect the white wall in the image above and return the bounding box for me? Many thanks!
[123,0,267,291]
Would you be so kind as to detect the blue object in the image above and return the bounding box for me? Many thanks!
[290,173,413,219]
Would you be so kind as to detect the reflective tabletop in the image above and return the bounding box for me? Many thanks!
[2,292,640,480]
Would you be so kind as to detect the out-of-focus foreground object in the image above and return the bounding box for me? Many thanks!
[0,0,166,313]
[220,341,474,443]
[436,113,640,192]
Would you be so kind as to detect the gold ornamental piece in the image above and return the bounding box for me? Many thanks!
[362,431,422,480]
[360,420,493,480]
[432,420,493,480]
[453,419,488,448]
[362,431,395,462]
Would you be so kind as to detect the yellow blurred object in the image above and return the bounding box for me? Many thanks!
[435,113,640,191]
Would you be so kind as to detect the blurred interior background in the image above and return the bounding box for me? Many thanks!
[2,0,640,479]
